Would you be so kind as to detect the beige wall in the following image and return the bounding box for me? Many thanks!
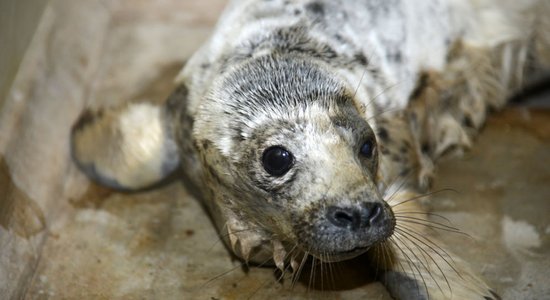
[0,0,48,105]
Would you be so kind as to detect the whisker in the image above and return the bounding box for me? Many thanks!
[381,164,437,207]
[330,254,345,289]
[393,211,453,223]
[387,235,429,298]
[394,231,451,296]
[326,256,336,290]
[398,230,453,297]
[392,232,445,296]
[200,263,244,288]
[200,252,271,290]
[355,49,382,109]
[364,80,404,114]
[373,243,381,278]
[276,244,298,283]
[366,106,406,122]
[380,240,402,289]
[386,237,418,285]
[386,238,409,277]
[353,70,368,98]
[247,243,301,299]
[396,226,464,280]
[395,225,454,261]
[291,250,309,288]
[396,219,470,237]
[390,188,459,207]
[395,215,462,231]
[384,174,414,205]
[308,254,316,293]
[361,68,408,120]
[319,254,325,291]
[206,228,256,253]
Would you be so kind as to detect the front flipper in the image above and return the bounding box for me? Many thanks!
[71,102,180,191]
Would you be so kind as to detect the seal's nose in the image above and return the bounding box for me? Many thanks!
[326,202,383,230]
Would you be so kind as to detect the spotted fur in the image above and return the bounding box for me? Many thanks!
[72,0,548,298]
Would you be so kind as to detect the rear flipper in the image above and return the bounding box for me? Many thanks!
[71,102,180,191]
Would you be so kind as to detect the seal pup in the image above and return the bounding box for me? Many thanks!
[71,0,549,298]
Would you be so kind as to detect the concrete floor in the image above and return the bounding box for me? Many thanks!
[25,101,550,299]
[431,108,550,300]
[1,0,549,299]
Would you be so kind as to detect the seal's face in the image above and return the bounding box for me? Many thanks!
[195,55,395,262]
[245,106,395,262]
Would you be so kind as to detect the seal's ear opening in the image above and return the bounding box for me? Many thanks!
[70,102,180,191]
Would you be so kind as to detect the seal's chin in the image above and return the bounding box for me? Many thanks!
[296,206,396,263]
[313,246,372,262]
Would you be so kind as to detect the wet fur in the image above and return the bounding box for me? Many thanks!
[71,0,549,299]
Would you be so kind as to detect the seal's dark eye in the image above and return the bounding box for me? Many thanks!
[360,140,375,158]
[262,146,293,176]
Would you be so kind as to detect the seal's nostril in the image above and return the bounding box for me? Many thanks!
[367,203,383,225]
[326,203,385,230]
[334,211,353,223]
[327,206,361,230]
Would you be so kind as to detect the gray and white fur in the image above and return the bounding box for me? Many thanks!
[71,0,550,299]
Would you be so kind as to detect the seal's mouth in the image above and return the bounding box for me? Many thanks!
[294,203,396,263]
[315,246,371,262]
[307,230,394,263]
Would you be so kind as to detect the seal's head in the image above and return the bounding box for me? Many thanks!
[194,54,395,262]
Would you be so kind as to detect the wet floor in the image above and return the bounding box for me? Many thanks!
[24,77,550,300]
[430,108,550,300]
[1,0,549,299]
